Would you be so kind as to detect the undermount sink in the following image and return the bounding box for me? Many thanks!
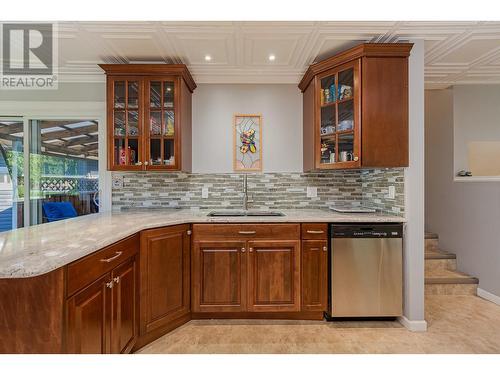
[207,210,285,217]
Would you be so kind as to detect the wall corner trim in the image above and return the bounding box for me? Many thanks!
[397,316,428,332]
[477,288,500,306]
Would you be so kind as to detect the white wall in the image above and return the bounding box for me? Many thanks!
[453,85,500,176]
[426,87,500,298]
[192,84,302,173]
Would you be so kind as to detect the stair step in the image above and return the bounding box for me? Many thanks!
[425,249,456,260]
[425,232,438,239]
[425,269,478,296]
[425,257,457,273]
[425,238,439,252]
[425,283,478,295]
[425,269,478,285]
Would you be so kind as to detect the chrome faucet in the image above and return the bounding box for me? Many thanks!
[242,174,252,211]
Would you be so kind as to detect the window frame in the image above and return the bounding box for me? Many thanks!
[0,100,108,229]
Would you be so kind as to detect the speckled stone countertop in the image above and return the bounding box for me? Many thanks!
[0,209,405,279]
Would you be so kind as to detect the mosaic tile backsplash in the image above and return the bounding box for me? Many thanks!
[112,169,405,215]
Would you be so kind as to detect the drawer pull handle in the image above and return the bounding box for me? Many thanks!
[310,247,320,251]
[113,276,120,284]
[306,230,324,234]
[100,251,123,263]
[238,231,256,235]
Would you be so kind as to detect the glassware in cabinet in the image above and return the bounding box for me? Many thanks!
[111,79,142,168]
[146,80,177,168]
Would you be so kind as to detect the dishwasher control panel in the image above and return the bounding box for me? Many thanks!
[331,224,403,238]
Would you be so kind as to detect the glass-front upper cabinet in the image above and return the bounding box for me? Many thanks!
[101,64,196,172]
[109,78,143,170]
[301,43,412,171]
[146,78,178,169]
[317,60,360,168]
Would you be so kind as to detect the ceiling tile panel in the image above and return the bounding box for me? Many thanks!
[53,21,500,87]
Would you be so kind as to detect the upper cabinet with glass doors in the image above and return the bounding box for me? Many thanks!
[299,43,413,171]
[99,64,196,171]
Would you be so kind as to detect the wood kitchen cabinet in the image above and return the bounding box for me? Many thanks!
[301,240,328,312]
[111,258,138,353]
[299,43,412,170]
[192,241,247,312]
[192,224,301,314]
[139,225,191,342]
[66,234,139,354]
[99,64,196,171]
[66,274,111,354]
[247,240,301,312]
[301,224,328,312]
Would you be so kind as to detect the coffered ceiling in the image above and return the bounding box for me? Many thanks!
[57,21,500,88]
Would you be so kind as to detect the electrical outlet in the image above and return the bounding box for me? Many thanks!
[112,175,123,189]
[307,186,317,198]
[388,185,395,199]
[202,187,209,199]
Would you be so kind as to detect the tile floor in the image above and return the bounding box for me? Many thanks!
[137,295,500,354]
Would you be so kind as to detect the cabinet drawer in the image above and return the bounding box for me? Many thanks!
[66,234,139,296]
[301,223,328,239]
[192,224,300,240]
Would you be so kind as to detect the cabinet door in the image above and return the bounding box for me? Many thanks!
[140,225,190,334]
[247,240,301,312]
[66,274,112,354]
[111,257,137,354]
[107,76,144,170]
[192,241,247,312]
[145,77,179,170]
[316,59,361,169]
[301,240,328,311]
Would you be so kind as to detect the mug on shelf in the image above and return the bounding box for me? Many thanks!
[339,151,353,162]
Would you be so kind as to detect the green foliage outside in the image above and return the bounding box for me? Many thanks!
[5,150,82,199]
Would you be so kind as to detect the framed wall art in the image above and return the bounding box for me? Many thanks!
[233,114,262,171]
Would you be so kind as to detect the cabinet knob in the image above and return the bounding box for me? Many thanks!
[353,156,359,162]
[106,281,113,289]
[137,161,143,166]
[187,230,192,235]
[145,161,149,166]
[323,246,327,252]
[241,247,246,253]
[113,276,120,284]
[249,247,253,252]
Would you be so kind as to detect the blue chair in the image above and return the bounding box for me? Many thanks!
[42,202,78,222]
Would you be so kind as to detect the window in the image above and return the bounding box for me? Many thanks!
[0,118,99,232]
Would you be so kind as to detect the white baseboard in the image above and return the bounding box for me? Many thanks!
[477,288,500,306]
[398,316,427,332]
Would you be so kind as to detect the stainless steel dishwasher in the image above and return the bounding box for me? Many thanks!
[328,224,403,318]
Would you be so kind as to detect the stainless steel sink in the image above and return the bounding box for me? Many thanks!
[207,210,284,217]
[245,211,284,217]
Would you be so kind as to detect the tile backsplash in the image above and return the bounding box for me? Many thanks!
[112,169,405,215]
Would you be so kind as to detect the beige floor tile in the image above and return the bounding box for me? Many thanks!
[137,295,500,354]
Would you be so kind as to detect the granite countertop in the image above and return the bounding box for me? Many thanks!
[0,209,405,279]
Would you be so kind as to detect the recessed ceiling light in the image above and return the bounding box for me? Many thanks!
[268,54,276,61]
[204,55,212,61]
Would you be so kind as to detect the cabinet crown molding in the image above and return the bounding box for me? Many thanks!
[98,63,197,93]
[298,43,413,92]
